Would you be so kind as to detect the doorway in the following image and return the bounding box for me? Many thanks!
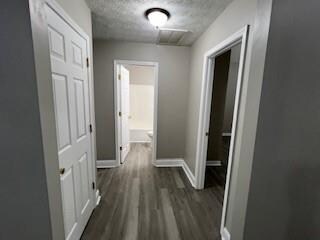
[205,44,241,190]
[114,60,158,166]
[194,26,249,239]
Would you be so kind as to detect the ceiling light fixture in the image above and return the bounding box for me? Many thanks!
[145,8,170,28]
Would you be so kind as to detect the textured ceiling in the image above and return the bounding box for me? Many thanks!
[86,0,233,46]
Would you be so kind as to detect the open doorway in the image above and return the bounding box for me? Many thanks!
[194,26,249,239]
[114,60,158,166]
[205,44,241,189]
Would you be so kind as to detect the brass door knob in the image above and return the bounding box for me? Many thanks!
[59,168,65,175]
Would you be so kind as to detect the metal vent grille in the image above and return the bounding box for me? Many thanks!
[157,28,191,46]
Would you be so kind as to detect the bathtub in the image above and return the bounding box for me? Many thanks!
[130,129,153,143]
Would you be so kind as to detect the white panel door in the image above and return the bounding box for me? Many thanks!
[46,5,94,240]
[120,65,130,163]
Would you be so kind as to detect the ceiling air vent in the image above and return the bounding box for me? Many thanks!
[157,28,191,46]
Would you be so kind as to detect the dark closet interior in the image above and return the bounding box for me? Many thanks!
[205,44,241,188]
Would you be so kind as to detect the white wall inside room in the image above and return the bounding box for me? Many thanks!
[125,65,155,143]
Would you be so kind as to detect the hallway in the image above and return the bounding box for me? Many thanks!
[81,144,224,240]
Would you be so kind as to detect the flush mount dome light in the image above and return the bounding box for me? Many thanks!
[145,8,170,28]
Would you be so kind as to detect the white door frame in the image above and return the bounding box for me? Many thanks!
[45,0,98,206]
[194,25,249,237]
[114,60,159,166]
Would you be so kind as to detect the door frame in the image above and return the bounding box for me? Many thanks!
[114,60,159,166]
[194,25,249,237]
[45,0,98,207]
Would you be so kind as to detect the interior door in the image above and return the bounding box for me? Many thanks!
[46,5,94,240]
[120,65,130,163]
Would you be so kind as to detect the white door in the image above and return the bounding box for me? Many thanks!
[120,65,130,163]
[46,5,94,240]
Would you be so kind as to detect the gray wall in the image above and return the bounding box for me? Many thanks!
[244,0,320,239]
[93,40,190,160]
[0,1,53,239]
[183,0,273,238]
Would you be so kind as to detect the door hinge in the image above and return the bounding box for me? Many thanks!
[119,112,122,117]
[89,124,93,133]
[120,146,123,151]
[92,182,95,190]
[86,58,89,68]
[118,74,121,80]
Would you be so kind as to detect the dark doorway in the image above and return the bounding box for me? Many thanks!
[205,44,241,189]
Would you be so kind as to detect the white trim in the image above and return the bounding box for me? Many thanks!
[222,132,232,137]
[114,60,159,167]
[154,159,196,187]
[154,158,184,167]
[130,141,152,143]
[221,227,231,240]
[96,160,117,168]
[206,160,222,166]
[182,161,196,187]
[193,25,250,235]
[95,190,101,206]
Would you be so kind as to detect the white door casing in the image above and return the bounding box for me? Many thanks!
[46,5,94,240]
[120,65,130,163]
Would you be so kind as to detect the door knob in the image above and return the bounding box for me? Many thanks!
[59,168,65,175]
[205,132,209,136]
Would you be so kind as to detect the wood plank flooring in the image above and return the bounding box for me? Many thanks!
[81,143,224,240]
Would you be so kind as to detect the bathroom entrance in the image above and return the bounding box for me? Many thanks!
[114,60,158,165]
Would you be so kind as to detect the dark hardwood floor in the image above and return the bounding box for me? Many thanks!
[81,143,224,240]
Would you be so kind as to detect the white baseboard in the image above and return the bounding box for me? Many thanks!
[95,190,101,206]
[155,159,196,188]
[221,227,231,240]
[182,161,196,187]
[206,160,222,166]
[96,160,117,168]
[130,141,151,143]
[155,158,184,167]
